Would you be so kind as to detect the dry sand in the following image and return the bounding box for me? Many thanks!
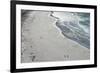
[21,11,90,63]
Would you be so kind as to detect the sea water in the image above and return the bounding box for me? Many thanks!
[52,11,90,49]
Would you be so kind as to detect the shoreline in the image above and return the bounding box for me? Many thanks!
[21,11,90,63]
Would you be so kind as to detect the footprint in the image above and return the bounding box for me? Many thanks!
[64,55,70,59]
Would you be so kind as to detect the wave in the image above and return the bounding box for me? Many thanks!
[51,11,90,49]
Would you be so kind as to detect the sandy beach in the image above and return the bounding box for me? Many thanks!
[21,11,90,63]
